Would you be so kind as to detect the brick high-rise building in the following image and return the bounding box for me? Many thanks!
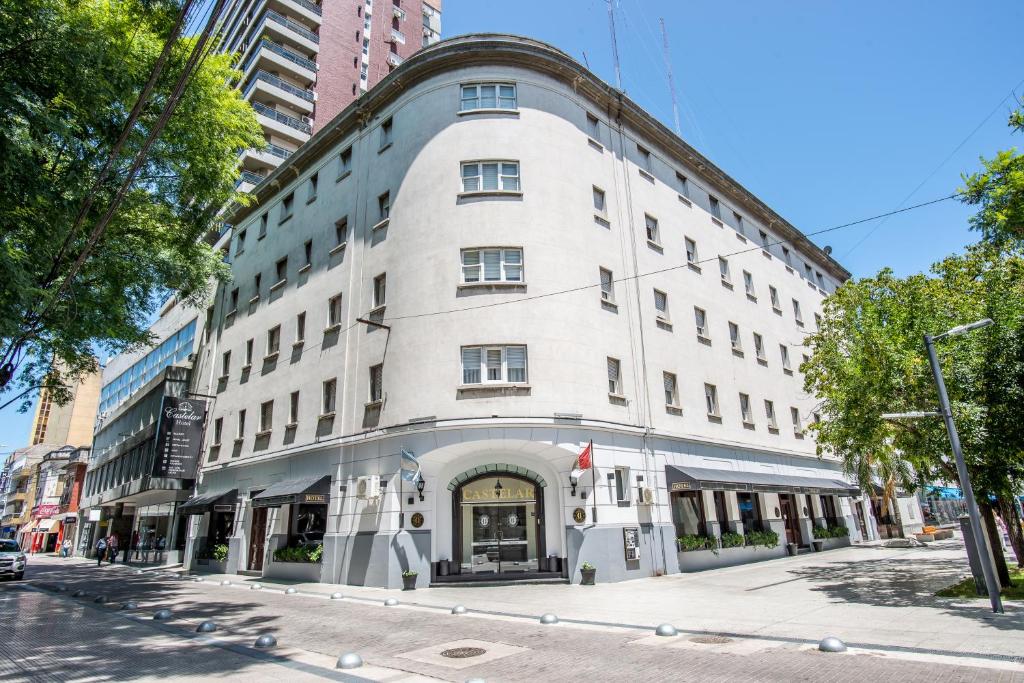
[217,0,442,192]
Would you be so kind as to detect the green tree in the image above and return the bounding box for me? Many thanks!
[803,246,1024,571]
[960,104,1023,246]
[0,0,262,407]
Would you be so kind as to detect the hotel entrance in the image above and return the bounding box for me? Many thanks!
[454,474,545,576]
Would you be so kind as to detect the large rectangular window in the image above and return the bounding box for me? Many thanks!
[322,379,337,414]
[461,345,527,384]
[461,248,523,283]
[461,161,520,192]
[737,492,762,532]
[673,491,706,537]
[460,83,516,111]
[607,357,622,395]
[369,364,383,402]
[599,267,615,304]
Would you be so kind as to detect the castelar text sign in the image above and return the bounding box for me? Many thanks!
[152,396,208,479]
[461,486,534,502]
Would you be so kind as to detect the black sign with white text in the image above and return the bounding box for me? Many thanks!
[152,396,208,479]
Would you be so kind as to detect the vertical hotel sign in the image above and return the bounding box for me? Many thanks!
[152,396,208,479]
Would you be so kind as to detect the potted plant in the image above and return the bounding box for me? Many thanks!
[812,526,826,551]
[401,569,418,590]
[212,544,229,562]
[580,561,596,585]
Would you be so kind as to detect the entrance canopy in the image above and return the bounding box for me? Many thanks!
[32,519,60,533]
[665,465,859,496]
[178,488,239,515]
[252,476,330,508]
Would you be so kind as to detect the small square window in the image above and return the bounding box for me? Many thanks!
[307,172,318,201]
[380,117,393,149]
[280,193,294,223]
[654,289,669,319]
[339,146,352,177]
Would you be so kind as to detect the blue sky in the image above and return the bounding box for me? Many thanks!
[1,1,1020,453]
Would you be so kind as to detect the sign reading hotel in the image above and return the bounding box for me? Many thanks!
[152,396,208,479]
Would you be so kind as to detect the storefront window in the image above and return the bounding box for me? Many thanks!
[672,491,706,537]
[288,503,326,547]
[713,491,729,529]
[737,492,763,532]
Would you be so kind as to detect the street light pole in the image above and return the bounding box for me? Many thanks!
[923,331,1003,614]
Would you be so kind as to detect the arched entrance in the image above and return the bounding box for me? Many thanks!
[451,469,546,577]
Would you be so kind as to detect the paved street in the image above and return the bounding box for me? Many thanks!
[6,543,1023,682]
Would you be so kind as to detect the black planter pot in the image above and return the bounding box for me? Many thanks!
[812,540,824,552]
[438,560,449,576]
[786,543,798,556]
[402,574,417,590]
[580,568,596,585]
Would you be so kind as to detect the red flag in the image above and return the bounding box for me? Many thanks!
[575,442,592,471]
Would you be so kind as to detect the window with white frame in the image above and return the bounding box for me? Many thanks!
[704,383,719,416]
[289,391,299,425]
[769,285,781,311]
[663,372,679,407]
[236,409,246,439]
[739,393,753,424]
[328,294,343,328]
[460,345,527,385]
[614,467,630,503]
[296,312,306,343]
[335,216,348,246]
[709,195,722,219]
[267,325,280,355]
[694,306,708,338]
[765,399,778,429]
[654,289,669,320]
[743,270,755,298]
[244,339,253,367]
[259,400,273,433]
[599,267,615,303]
[378,192,390,220]
[322,378,337,414]
[460,83,516,111]
[733,211,745,236]
[780,344,791,371]
[685,237,698,265]
[753,332,766,360]
[373,273,386,308]
[719,257,731,283]
[369,364,383,402]
[593,186,606,213]
[461,248,523,283]
[213,417,223,445]
[791,406,803,433]
[221,350,231,378]
[729,322,742,352]
[792,299,804,325]
[645,214,660,244]
[607,357,622,395]
[461,161,520,192]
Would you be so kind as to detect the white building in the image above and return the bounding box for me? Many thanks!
[185,34,876,587]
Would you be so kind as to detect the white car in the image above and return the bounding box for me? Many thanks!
[0,540,27,580]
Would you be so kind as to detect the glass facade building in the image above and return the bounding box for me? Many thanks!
[98,319,197,415]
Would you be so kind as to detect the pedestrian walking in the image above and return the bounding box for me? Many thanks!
[95,536,107,567]
[107,533,119,565]
[61,539,72,558]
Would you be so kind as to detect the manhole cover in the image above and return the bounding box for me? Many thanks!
[690,635,732,645]
[441,647,487,659]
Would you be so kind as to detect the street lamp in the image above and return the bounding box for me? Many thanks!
[924,318,1002,614]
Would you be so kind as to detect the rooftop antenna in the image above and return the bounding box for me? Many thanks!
[606,0,622,90]
[659,17,682,137]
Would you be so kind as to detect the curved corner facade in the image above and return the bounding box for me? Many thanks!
[185,35,877,587]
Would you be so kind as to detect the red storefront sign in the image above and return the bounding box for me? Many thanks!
[33,504,61,517]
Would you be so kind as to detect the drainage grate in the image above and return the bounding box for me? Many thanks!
[441,647,487,659]
[690,635,732,645]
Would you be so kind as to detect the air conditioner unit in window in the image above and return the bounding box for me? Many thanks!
[355,475,380,500]
[639,487,655,505]
[300,115,312,124]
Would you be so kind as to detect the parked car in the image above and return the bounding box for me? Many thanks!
[0,540,27,580]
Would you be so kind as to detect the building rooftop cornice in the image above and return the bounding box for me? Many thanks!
[227,33,850,281]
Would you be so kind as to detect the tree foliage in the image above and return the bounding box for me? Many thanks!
[960,103,1024,246]
[0,0,262,407]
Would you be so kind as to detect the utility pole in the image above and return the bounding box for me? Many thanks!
[659,18,682,137]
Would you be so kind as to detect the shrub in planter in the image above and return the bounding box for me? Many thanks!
[814,526,850,540]
[580,561,596,585]
[401,570,418,590]
[677,534,714,552]
[719,532,744,549]
[744,530,779,549]
[212,544,229,562]
[273,544,323,563]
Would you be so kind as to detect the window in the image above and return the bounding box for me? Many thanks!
[379,117,393,148]
[637,144,652,173]
[296,312,306,343]
[764,400,778,429]
[782,246,792,266]
[335,216,348,247]
[586,112,600,139]
[461,161,520,192]
[328,294,343,327]
[709,195,722,219]
[258,213,268,238]
[645,214,660,244]
[307,172,318,201]
[673,491,706,537]
[676,172,689,198]
[461,248,523,283]
[322,379,337,414]
[235,229,246,256]
[769,285,781,312]
[654,289,669,320]
[780,344,791,371]
[792,299,804,326]
[338,146,352,177]
[280,192,294,223]
[592,186,606,213]
[759,230,770,249]
[267,326,281,355]
[599,267,615,304]
[213,417,223,445]
[791,407,803,433]
[378,192,390,220]
[369,364,383,402]
[729,322,742,352]
[275,257,288,284]
[753,332,766,361]
[236,409,246,439]
[733,211,745,235]
[372,273,386,308]
[694,307,708,338]
[685,237,698,265]
[460,82,516,111]
[804,263,813,280]
[289,391,299,425]
[663,372,679,407]
[245,339,253,367]
[259,400,273,433]
[607,357,622,395]
[704,383,719,416]
[713,491,729,530]
[229,288,239,313]
[739,393,753,424]
[253,273,261,299]
[614,467,630,503]
[719,257,731,284]
[221,350,231,378]
[738,492,762,532]
[814,312,822,329]
[816,271,825,288]
[461,345,527,384]
[303,240,313,267]
[743,270,755,298]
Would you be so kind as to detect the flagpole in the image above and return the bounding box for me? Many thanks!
[590,439,597,524]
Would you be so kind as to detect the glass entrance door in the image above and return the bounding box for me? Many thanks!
[458,476,540,575]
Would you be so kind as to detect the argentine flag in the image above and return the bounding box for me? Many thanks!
[400,448,421,483]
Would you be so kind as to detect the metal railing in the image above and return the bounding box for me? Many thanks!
[283,0,322,16]
[390,28,406,44]
[266,10,319,44]
[264,142,295,159]
[249,38,317,73]
[235,170,267,189]
[251,101,312,134]
[244,70,315,102]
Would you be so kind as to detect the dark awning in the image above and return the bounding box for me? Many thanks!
[252,476,330,508]
[178,488,238,515]
[665,465,859,496]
